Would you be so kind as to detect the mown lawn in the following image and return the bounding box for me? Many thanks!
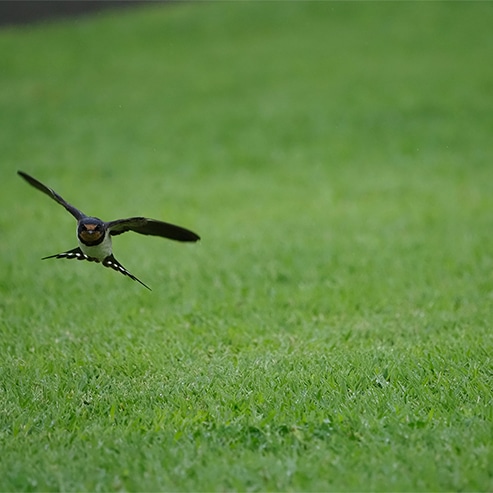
[1,2,492,491]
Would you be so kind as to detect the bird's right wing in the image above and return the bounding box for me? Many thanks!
[18,171,86,221]
[107,217,200,242]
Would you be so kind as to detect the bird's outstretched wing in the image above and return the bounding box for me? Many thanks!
[18,171,86,221]
[107,217,200,242]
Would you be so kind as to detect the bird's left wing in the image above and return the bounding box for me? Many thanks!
[106,217,200,242]
[18,171,86,221]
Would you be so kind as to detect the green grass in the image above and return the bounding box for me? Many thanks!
[1,2,493,491]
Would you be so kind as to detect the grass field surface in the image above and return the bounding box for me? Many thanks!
[1,2,492,491]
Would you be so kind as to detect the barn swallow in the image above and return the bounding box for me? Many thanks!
[18,170,200,290]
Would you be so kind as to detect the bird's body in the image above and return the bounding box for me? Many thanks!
[18,171,200,290]
[78,220,112,261]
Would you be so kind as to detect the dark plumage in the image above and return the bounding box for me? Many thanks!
[18,170,200,290]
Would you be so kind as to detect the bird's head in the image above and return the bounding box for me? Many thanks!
[78,218,105,245]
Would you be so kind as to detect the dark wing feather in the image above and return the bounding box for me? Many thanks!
[18,170,86,221]
[107,217,200,242]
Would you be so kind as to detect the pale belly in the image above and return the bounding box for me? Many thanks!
[79,234,113,261]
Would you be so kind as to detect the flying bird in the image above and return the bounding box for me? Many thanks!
[18,170,200,290]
